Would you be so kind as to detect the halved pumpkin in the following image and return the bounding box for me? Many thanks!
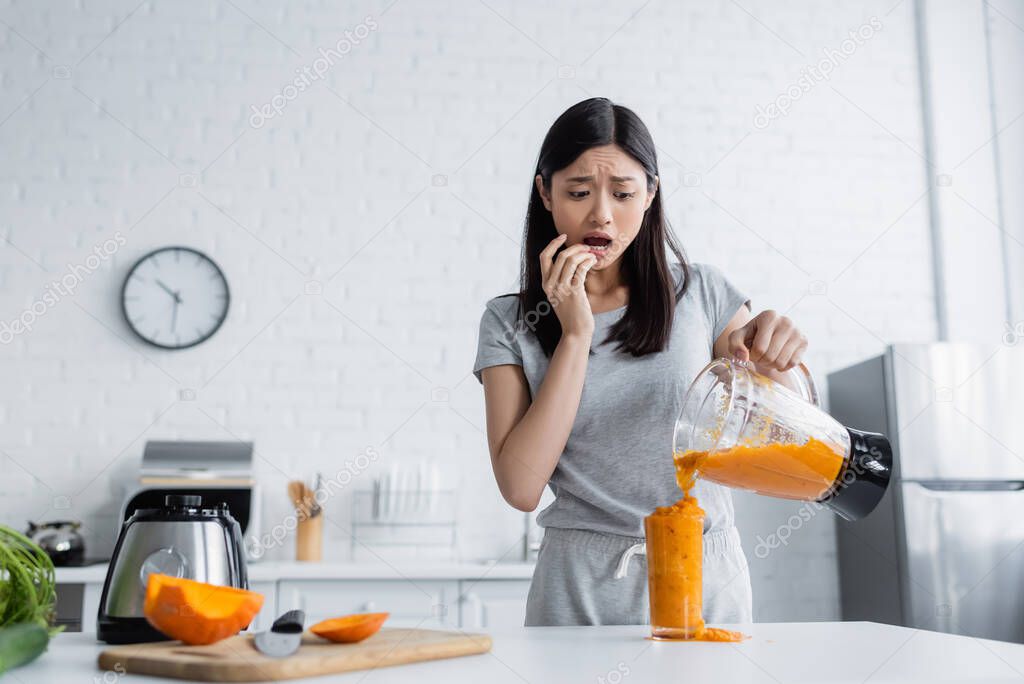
[143,574,265,645]
[310,612,389,643]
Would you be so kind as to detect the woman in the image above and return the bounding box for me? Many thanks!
[473,98,808,626]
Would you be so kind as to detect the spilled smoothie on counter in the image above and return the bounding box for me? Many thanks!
[646,438,847,641]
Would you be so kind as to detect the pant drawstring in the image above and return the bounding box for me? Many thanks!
[613,542,646,579]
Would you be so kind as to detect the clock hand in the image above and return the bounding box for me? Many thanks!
[155,279,181,303]
[171,299,179,333]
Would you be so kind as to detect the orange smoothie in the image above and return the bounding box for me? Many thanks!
[645,496,706,640]
[643,457,746,642]
[674,437,846,501]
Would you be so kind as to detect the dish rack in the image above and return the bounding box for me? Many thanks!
[350,487,457,560]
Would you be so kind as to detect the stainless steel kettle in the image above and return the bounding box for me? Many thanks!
[97,494,249,643]
[25,520,86,566]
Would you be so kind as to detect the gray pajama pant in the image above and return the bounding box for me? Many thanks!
[524,525,753,626]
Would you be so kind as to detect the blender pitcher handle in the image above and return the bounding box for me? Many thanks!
[789,361,820,408]
[732,357,820,408]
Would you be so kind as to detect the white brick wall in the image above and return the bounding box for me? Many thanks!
[0,0,945,621]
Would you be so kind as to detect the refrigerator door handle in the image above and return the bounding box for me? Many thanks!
[909,480,1024,492]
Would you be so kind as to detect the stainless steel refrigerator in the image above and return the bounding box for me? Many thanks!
[828,343,1024,643]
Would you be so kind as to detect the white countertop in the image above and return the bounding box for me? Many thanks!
[56,560,536,584]
[21,622,1024,683]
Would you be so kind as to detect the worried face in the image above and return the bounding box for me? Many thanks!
[536,144,658,270]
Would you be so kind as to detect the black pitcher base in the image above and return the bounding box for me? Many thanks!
[820,428,893,522]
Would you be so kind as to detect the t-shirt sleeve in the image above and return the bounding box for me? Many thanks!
[696,263,752,345]
[473,299,524,383]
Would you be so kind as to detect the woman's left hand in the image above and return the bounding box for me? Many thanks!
[726,310,808,372]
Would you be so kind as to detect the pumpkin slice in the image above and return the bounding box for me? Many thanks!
[310,613,389,643]
[143,574,265,646]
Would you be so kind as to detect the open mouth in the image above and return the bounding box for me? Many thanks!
[583,235,613,252]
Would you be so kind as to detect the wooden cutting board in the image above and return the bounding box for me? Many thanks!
[97,628,492,682]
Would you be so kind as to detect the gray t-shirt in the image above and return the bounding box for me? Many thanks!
[473,262,751,537]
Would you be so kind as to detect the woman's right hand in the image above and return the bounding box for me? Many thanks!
[539,234,598,339]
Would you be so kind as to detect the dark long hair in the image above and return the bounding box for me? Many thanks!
[519,97,690,358]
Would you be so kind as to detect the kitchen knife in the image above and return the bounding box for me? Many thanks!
[253,609,305,658]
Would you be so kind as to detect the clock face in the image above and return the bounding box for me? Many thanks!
[122,247,229,349]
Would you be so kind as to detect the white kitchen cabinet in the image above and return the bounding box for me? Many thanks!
[278,580,459,629]
[56,562,535,633]
[458,580,531,629]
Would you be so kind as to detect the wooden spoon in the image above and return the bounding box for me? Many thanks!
[288,480,308,518]
[301,486,317,519]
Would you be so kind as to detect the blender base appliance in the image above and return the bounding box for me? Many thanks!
[97,494,249,644]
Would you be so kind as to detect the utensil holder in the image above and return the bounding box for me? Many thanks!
[296,514,322,562]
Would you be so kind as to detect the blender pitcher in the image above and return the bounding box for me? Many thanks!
[673,357,892,521]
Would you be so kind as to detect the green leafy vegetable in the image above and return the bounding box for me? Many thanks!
[0,525,60,672]
[0,524,59,631]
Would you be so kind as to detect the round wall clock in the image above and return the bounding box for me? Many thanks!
[121,246,230,349]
